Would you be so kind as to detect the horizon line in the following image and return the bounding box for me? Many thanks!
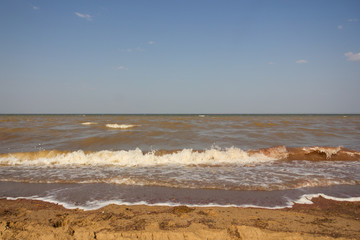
[0,113,359,115]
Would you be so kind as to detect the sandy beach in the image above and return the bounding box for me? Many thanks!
[1,197,359,240]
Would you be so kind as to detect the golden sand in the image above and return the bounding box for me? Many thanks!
[1,197,359,239]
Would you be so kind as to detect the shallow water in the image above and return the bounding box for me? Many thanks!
[0,114,359,209]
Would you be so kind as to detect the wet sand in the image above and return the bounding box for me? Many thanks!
[1,197,359,240]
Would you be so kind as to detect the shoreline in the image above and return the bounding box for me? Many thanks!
[1,197,359,239]
[2,181,360,211]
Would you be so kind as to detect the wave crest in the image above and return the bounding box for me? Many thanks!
[105,124,139,129]
[81,122,98,125]
[0,147,278,167]
[0,146,359,167]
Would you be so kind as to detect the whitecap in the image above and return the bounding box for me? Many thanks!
[105,124,139,129]
[81,122,98,125]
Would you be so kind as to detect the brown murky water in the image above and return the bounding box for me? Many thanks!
[1,114,359,209]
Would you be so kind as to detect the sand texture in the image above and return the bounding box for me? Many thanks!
[1,197,359,240]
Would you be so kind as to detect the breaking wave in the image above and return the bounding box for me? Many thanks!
[0,146,359,167]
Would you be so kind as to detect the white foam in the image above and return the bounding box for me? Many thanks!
[108,177,144,186]
[5,196,274,211]
[6,193,360,211]
[294,193,360,205]
[0,148,278,167]
[81,122,98,125]
[302,146,342,159]
[293,179,357,189]
[106,124,139,129]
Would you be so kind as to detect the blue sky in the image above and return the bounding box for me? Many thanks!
[0,0,359,114]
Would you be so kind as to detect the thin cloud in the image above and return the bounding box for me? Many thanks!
[119,41,153,53]
[296,59,308,64]
[121,48,133,53]
[75,12,92,21]
[344,52,360,62]
[348,18,359,22]
[117,65,128,71]
[33,6,39,10]
[119,47,144,53]
[337,25,343,29]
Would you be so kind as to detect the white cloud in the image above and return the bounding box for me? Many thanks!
[33,6,39,10]
[348,18,359,22]
[344,51,360,62]
[117,65,128,71]
[148,41,155,45]
[75,12,92,21]
[337,25,343,29]
[296,59,308,64]
[268,61,275,65]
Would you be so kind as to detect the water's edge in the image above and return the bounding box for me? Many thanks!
[1,182,360,211]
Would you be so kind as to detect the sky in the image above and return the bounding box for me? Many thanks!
[0,0,359,114]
